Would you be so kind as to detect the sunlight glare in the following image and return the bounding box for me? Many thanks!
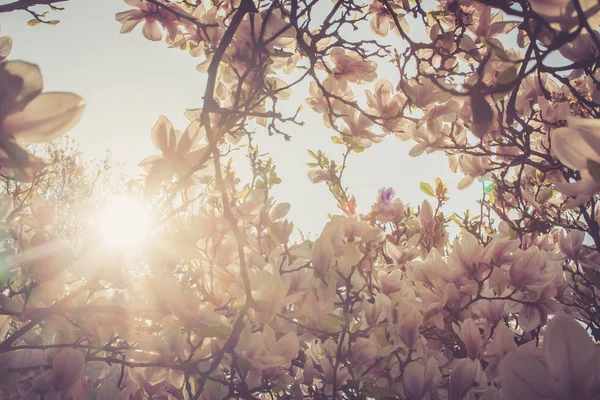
[96,195,152,249]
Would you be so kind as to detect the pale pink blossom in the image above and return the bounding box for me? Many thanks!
[329,48,377,90]
[499,314,600,399]
[403,357,441,400]
[552,117,600,198]
[116,0,181,42]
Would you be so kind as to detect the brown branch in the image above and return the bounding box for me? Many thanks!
[0,0,67,14]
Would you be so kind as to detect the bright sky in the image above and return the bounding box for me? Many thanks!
[0,0,482,236]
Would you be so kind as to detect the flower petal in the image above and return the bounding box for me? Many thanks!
[499,351,554,400]
[0,61,43,115]
[2,92,85,142]
[151,115,175,152]
[543,314,597,392]
[552,127,598,170]
[0,36,12,60]
[142,20,162,41]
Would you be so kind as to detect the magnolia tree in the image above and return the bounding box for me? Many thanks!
[1,0,600,398]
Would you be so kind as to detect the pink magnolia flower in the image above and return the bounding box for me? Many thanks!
[312,233,334,274]
[468,6,518,39]
[453,318,483,360]
[138,115,208,191]
[402,78,452,109]
[0,61,85,181]
[341,106,383,147]
[559,229,586,259]
[508,247,554,291]
[116,0,181,43]
[484,323,518,379]
[409,119,452,157]
[499,314,600,399]
[365,78,406,133]
[449,358,485,400]
[457,154,490,189]
[178,5,222,57]
[235,325,300,388]
[551,117,600,198]
[329,48,377,90]
[529,0,600,32]
[249,264,301,324]
[403,357,441,400]
[368,0,409,37]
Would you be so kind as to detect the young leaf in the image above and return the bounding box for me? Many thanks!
[420,182,435,197]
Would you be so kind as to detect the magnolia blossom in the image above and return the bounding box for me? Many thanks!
[529,0,600,31]
[138,116,208,192]
[116,0,181,42]
[500,314,600,399]
[368,0,410,37]
[403,357,441,400]
[329,48,377,90]
[365,78,406,133]
[235,325,300,388]
[552,117,600,199]
[0,61,85,180]
[457,154,490,189]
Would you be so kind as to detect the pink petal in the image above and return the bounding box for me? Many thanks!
[449,358,477,400]
[499,351,554,399]
[142,20,163,41]
[552,127,598,170]
[403,361,427,400]
[311,235,334,274]
[0,36,12,60]
[1,61,43,112]
[151,115,175,152]
[543,314,597,392]
[2,92,85,142]
[554,173,600,197]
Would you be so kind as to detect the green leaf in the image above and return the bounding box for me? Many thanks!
[47,20,60,25]
[273,50,295,58]
[420,182,435,197]
[331,136,344,144]
[587,159,600,184]
[27,19,41,27]
[428,10,446,18]
[482,179,495,194]
[353,146,365,153]
[307,150,318,159]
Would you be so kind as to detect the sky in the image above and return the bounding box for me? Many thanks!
[0,0,482,236]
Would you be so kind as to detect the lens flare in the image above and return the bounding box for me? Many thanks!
[96,195,151,249]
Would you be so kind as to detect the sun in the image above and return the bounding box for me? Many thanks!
[96,194,152,250]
